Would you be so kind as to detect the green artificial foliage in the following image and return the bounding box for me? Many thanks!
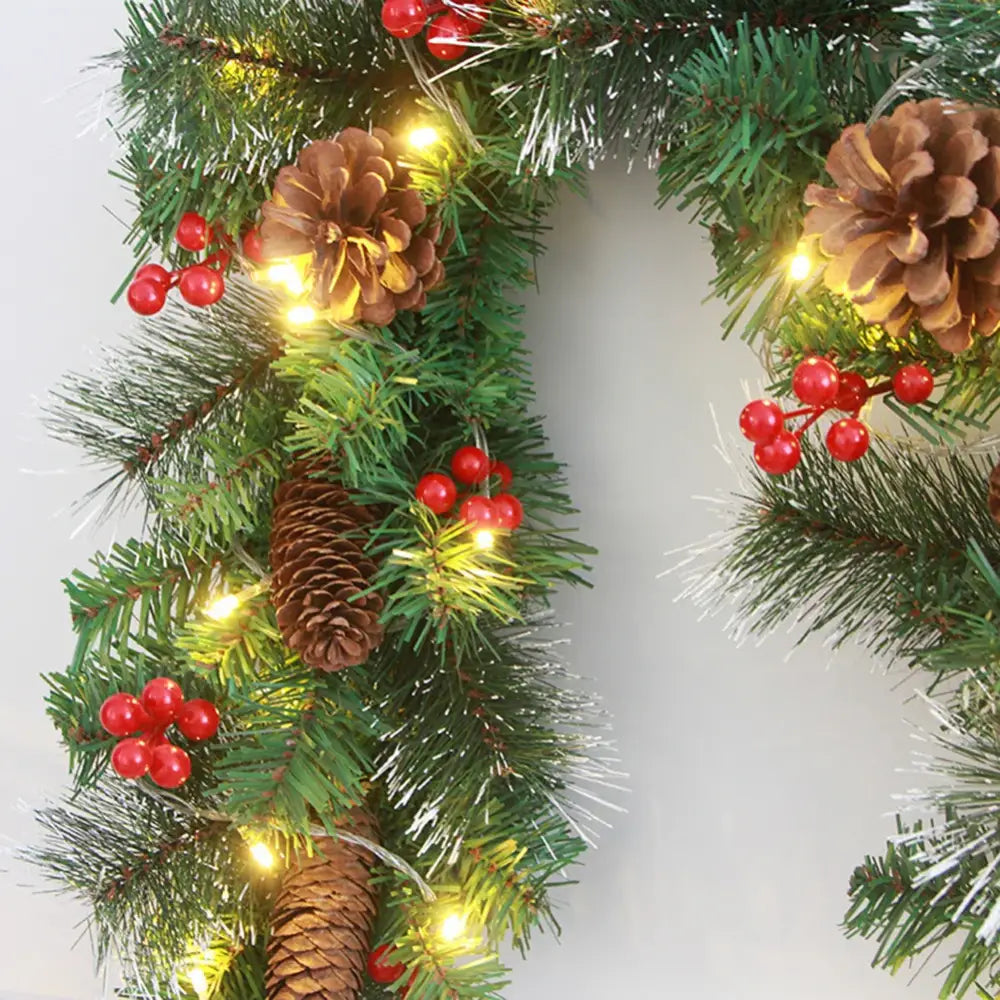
[27,0,1000,997]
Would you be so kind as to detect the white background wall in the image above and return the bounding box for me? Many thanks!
[1,2,932,998]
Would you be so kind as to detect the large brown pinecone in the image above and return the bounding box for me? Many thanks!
[270,473,384,672]
[804,98,1000,353]
[260,127,449,325]
[266,809,379,1000]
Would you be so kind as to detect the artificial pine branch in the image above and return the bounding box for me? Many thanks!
[26,779,268,988]
[372,617,617,865]
[690,441,1000,667]
[47,282,289,512]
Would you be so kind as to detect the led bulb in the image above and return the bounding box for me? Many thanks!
[250,841,275,869]
[188,966,209,999]
[439,913,467,942]
[789,252,812,282]
[409,126,439,149]
[286,305,316,325]
[474,529,495,551]
[206,594,240,621]
[267,262,305,295]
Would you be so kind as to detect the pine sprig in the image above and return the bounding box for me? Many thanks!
[26,779,267,988]
[212,665,380,835]
[691,442,1000,665]
[47,281,289,512]
[372,617,618,865]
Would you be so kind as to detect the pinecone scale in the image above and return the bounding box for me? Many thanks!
[266,809,379,1000]
[804,99,1000,352]
[270,473,384,672]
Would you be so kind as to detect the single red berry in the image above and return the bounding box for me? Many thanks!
[141,677,185,724]
[111,738,152,780]
[135,263,172,288]
[426,13,470,59]
[381,0,428,36]
[834,372,868,412]
[175,212,210,252]
[145,727,170,749]
[242,227,266,264]
[149,744,192,789]
[892,364,934,405]
[451,446,490,485]
[792,357,840,407]
[753,431,802,475]
[178,265,225,307]
[455,4,489,34]
[826,418,870,462]
[176,699,220,742]
[99,693,150,738]
[127,277,167,315]
[460,495,498,529]
[367,945,407,985]
[490,460,513,490]
[493,494,524,530]
[738,399,784,444]
[416,473,458,514]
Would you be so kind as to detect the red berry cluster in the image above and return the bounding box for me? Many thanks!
[739,359,935,476]
[368,946,414,993]
[100,678,220,789]
[381,0,491,60]
[126,212,237,316]
[415,446,524,532]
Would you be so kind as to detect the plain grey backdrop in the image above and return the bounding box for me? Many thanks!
[2,1,929,997]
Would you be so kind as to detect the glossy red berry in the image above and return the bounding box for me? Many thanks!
[753,431,802,475]
[493,494,524,530]
[175,212,210,252]
[490,460,513,490]
[381,0,428,37]
[455,4,489,34]
[149,744,192,789]
[826,418,870,462]
[178,265,225,307]
[111,738,152,779]
[451,446,490,485]
[416,473,458,514]
[460,495,498,529]
[792,357,840,407]
[368,945,407,985]
[892,364,934,405]
[834,372,868,412]
[241,228,266,264]
[738,399,784,444]
[426,13,470,59]
[135,263,172,288]
[176,699,220,742]
[127,277,167,315]
[141,677,185,724]
[100,693,150,738]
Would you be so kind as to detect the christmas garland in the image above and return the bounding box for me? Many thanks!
[30,1,1000,998]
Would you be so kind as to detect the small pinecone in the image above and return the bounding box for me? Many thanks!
[260,127,450,325]
[804,98,1000,353]
[270,473,384,672]
[266,809,379,1000]
[989,462,1000,525]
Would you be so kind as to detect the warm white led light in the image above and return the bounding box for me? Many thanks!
[409,126,440,149]
[205,594,240,620]
[439,912,467,942]
[250,841,276,869]
[267,262,305,295]
[286,305,317,325]
[789,253,812,282]
[474,529,495,550]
